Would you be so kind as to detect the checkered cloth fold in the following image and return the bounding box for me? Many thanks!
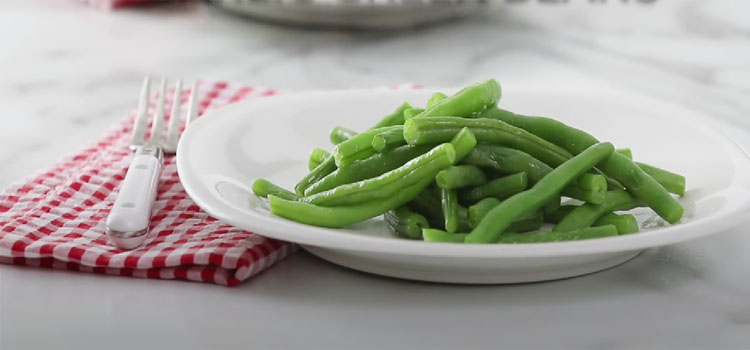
[0,81,296,286]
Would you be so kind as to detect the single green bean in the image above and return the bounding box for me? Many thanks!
[468,197,501,227]
[440,188,460,233]
[435,165,487,189]
[404,117,574,168]
[423,229,467,243]
[373,102,412,128]
[543,196,561,215]
[426,92,448,108]
[449,127,478,162]
[413,79,501,119]
[308,148,331,171]
[372,127,406,152]
[561,173,608,204]
[303,143,456,206]
[403,108,425,120]
[544,205,577,224]
[457,205,471,232]
[507,211,545,233]
[305,145,431,196]
[594,213,639,235]
[617,148,632,159]
[614,148,684,195]
[330,126,358,145]
[497,225,618,244]
[554,190,642,232]
[462,145,549,183]
[407,188,445,229]
[462,145,607,204]
[480,106,683,224]
[294,156,337,195]
[269,177,433,228]
[468,198,543,231]
[461,172,528,203]
[466,142,615,244]
[252,178,299,201]
[636,162,686,196]
[334,126,402,168]
[385,206,429,239]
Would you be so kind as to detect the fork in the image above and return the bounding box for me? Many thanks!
[105,77,199,250]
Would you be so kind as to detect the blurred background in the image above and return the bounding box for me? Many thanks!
[0,0,748,186]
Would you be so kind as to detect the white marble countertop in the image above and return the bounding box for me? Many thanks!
[1,0,750,349]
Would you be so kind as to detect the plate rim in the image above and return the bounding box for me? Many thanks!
[176,88,750,258]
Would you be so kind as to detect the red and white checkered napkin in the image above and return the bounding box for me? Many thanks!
[0,81,296,286]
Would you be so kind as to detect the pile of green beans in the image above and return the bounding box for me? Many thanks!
[252,79,686,244]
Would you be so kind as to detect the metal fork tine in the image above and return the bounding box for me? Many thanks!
[150,78,167,144]
[185,81,199,127]
[165,79,182,150]
[130,76,150,148]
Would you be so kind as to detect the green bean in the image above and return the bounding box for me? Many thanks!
[404,117,574,168]
[440,188,460,233]
[462,145,549,183]
[303,143,456,206]
[480,106,683,224]
[461,172,528,203]
[269,176,434,228]
[617,148,632,159]
[372,127,406,152]
[636,162,686,196]
[308,148,330,171]
[543,196,561,215]
[385,206,429,239]
[330,126,358,145]
[468,198,543,231]
[334,126,401,168]
[407,188,445,229]
[252,178,299,201]
[508,211,545,233]
[497,225,618,244]
[613,149,684,195]
[298,111,400,195]
[403,108,425,120]
[544,205,577,224]
[468,197,501,228]
[407,187,471,231]
[449,127,478,162]
[295,156,337,195]
[554,190,642,232]
[297,125,359,194]
[373,102,412,128]
[426,92,448,108]
[423,229,467,243]
[305,145,431,196]
[462,145,607,204]
[561,173,608,204]
[594,213,639,235]
[457,205,472,232]
[413,79,501,119]
[435,165,487,189]
[466,142,615,243]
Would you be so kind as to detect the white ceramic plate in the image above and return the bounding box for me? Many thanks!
[176,88,750,283]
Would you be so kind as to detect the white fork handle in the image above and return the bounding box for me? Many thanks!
[106,146,163,250]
